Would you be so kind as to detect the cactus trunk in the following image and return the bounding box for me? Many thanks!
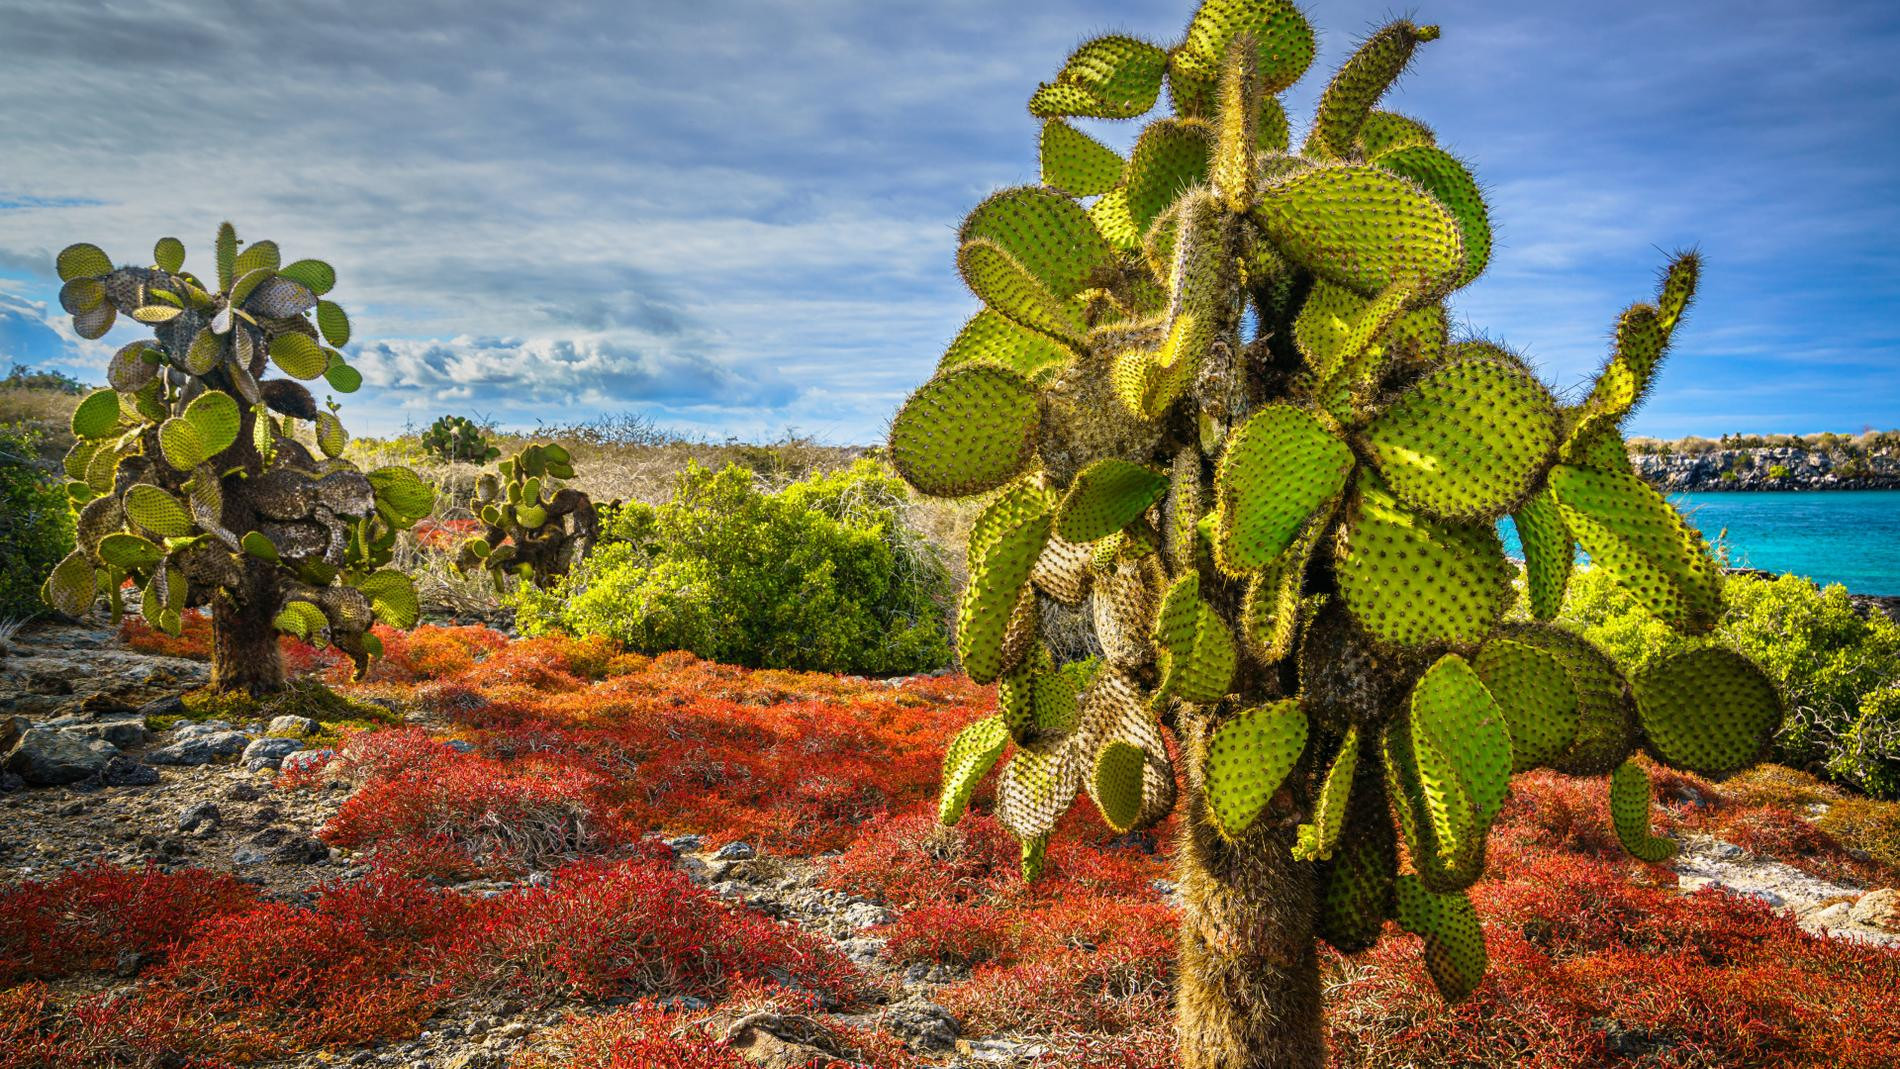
[1178,715,1323,1069]
[209,560,285,695]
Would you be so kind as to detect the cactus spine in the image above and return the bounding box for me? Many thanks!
[891,4,1782,1065]
[42,225,432,693]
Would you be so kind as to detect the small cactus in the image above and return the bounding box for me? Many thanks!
[889,3,1782,1064]
[455,442,598,590]
[42,224,432,692]
[418,415,501,465]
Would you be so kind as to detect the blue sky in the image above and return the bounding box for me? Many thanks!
[1,0,1895,443]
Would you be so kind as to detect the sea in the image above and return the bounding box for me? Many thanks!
[1499,490,1900,596]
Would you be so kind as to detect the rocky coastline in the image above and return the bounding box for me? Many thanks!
[1632,446,1900,492]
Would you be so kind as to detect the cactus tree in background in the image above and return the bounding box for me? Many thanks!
[42,225,434,694]
[888,3,1783,1065]
[455,442,599,590]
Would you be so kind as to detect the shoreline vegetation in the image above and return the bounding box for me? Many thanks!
[1628,431,1900,491]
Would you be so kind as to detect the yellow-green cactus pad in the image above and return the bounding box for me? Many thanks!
[1238,521,1318,664]
[1385,656,1508,893]
[1336,472,1511,648]
[1311,21,1439,159]
[1124,120,1212,234]
[71,390,124,440]
[1163,449,1204,573]
[958,239,1088,344]
[1171,0,1315,115]
[124,484,193,540]
[1213,404,1352,573]
[1029,35,1168,119]
[1037,656,1099,736]
[1317,813,1396,952]
[1291,279,1369,384]
[1633,646,1782,779]
[1566,306,1669,455]
[940,715,1011,826]
[42,551,98,617]
[961,187,1114,301]
[1502,623,1639,777]
[1356,110,1435,156]
[59,279,106,316]
[1512,489,1574,620]
[1656,253,1699,333]
[367,466,436,522]
[1152,572,1237,705]
[1473,638,1579,771]
[1090,739,1148,833]
[98,532,161,571]
[231,239,280,276]
[1087,188,1143,252]
[268,332,329,380]
[996,739,1080,841]
[1394,875,1487,1001]
[1372,144,1490,286]
[356,570,420,629]
[274,600,329,641]
[1609,760,1677,863]
[1359,357,1559,522]
[890,365,1041,498]
[1041,121,1125,196]
[57,243,113,281]
[1056,459,1169,543]
[999,643,1056,742]
[317,300,352,347]
[1293,727,1358,861]
[1204,699,1308,838]
[1251,165,1464,298]
[1547,464,1722,633]
[959,483,1056,683]
[1564,424,1636,476]
[279,258,336,295]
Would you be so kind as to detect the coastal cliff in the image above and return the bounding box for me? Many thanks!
[1629,433,1900,492]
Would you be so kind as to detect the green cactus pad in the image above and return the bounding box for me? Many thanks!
[959,240,1088,344]
[1238,521,1316,664]
[1473,638,1579,771]
[1294,727,1358,861]
[316,300,352,347]
[1372,144,1490,286]
[1256,96,1290,154]
[231,240,280,276]
[1564,424,1635,475]
[1547,464,1722,633]
[1162,449,1203,573]
[1512,489,1574,620]
[996,739,1080,840]
[59,278,105,315]
[56,243,112,281]
[1213,404,1353,573]
[268,333,329,381]
[1356,110,1436,156]
[124,484,193,539]
[71,302,118,339]
[367,466,437,521]
[1291,279,1368,384]
[940,715,1011,825]
[1172,0,1316,115]
[962,187,1114,301]
[1056,459,1169,543]
[324,358,363,394]
[1152,572,1237,705]
[1336,472,1512,648]
[1566,306,1668,456]
[998,643,1055,742]
[959,483,1056,683]
[939,310,1076,385]
[1317,814,1396,952]
[1125,120,1212,233]
[42,552,98,617]
[98,532,161,571]
[1029,35,1168,119]
[1413,653,1512,832]
[356,570,420,629]
[1091,739,1148,833]
[1359,357,1559,522]
[1633,646,1781,779]
[890,366,1041,499]
[152,237,189,271]
[1609,760,1677,863]
[1311,21,1439,158]
[274,601,329,641]
[71,390,123,440]
[1204,699,1308,839]
[1041,121,1125,197]
[1087,189,1144,252]
[1394,875,1487,1001]
[1656,254,1699,332]
[107,343,159,393]
[1501,623,1639,777]
[1038,657,1099,736]
[279,259,336,295]
[1251,165,1464,298]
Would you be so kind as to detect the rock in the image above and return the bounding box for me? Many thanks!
[136,694,186,719]
[0,716,30,754]
[179,802,223,834]
[3,727,115,785]
[232,845,269,866]
[280,749,337,776]
[56,693,139,721]
[714,840,757,861]
[441,1053,499,1069]
[146,731,250,766]
[665,834,703,853]
[1851,889,1900,932]
[172,721,240,740]
[880,1000,959,1052]
[267,715,320,736]
[445,739,476,754]
[843,901,892,929]
[273,835,330,864]
[67,719,153,749]
[89,755,159,787]
[241,737,303,770]
[225,781,262,802]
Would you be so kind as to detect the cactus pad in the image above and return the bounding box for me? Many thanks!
[1293,727,1357,861]
[1335,472,1511,648]
[1317,814,1396,953]
[1472,638,1579,771]
[1029,35,1168,119]
[124,484,193,539]
[1204,699,1307,838]
[1394,875,1486,1001]
[1548,464,1722,633]
[1091,739,1149,833]
[1371,144,1490,286]
[1356,110,1436,156]
[958,239,1088,343]
[940,716,1011,825]
[959,483,1056,683]
[1172,0,1315,112]
[996,739,1080,840]
[890,366,1041,498]
[1056,459,1169,543]
[1213,404,1352,573]
[71,390,123,440]
[1609,760,1677,863]
[940,310,1074,383]
[1359,357,1558,521]
[1502,623,1639,777]
[962,187,1113,301]
[1041,121,1125,197]
[1125,120,1213,233]
[1633,646,1781,779]
[1311,21,1438,159]
[268,333,329,380]
[42,552,97,617]
[1512,489,1574,620]
[1152,572,1237,704]
[1251,165,1464,297]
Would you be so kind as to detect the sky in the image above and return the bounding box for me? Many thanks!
[1,0,1896,444]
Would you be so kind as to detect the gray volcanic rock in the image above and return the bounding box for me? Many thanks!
[3,728,116,785]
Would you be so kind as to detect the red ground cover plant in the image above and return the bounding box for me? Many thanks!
[0,864,259,983]
[510,990,919,1069]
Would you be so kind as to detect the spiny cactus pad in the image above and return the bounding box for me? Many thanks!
[1029,35,1168,119]
[1204,699,1308,838]
[1633,647,1782,779]
[890,366,1041,498]
[1609,760,1677,863]
[1213,404,1352,573]
[1335,473,1511,648]
[940,716,1012,825]
[1359,358,1559,522]
[1250,165,1464,297]
[1472,638,1580,771]
[1548,463,1722,632]
[1395,875,1487,1001]
[1293,727,1357,861]
[1057,459,1169,543]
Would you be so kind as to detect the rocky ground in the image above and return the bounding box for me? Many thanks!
[3,619,1898,1067]
[1633,446,1900,492]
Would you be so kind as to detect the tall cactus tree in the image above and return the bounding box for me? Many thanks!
[41,224,433,694]
[888,4,1782,1066]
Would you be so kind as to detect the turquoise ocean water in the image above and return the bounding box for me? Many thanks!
[1499,490,1900,596]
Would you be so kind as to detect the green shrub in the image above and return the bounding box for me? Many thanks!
[515,459,952,674]
[1560,568,1900,795]
[0,426,74,620]
[1768,464,1792,479]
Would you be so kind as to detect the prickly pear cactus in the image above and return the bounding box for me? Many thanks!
[889,1,1782,1052]
[455,443,598,589]
[41,225,432,691]
[419,414,501,464]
